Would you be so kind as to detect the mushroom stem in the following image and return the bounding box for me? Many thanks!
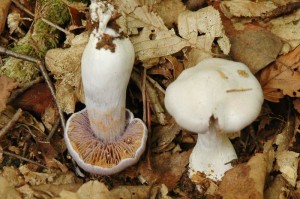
[189,124,237,181]
[81,32,134,142]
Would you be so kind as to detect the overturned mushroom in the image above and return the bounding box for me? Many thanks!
[164,58,263,181]
[64,1,147,175]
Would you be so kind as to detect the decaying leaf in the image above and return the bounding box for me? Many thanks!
[152,0,186,28]
[131,26,188,65]
[264,175,288,199]
[45,32,88,114]
[269,9,300,54]
[58,180,151,199]
[0,176,22,199]
[229,27,282,74]
[151,118,181,153]
[218,153,268,199]
[275,151,299,187]
[178,6,230,55]
[0,75,18,113]
[258,45,300,102]
[220,0,277,18]
[0,0,11,34]
[138,150,191,189]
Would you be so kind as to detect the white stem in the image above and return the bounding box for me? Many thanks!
[81,31,135,142]
[189,125,237,181]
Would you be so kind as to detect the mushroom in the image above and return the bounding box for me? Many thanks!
[164,58,263,181]
[64,1,147,175]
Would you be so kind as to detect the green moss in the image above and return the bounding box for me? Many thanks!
[0,0,71,83]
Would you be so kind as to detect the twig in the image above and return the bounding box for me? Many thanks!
[3,150,47,168]
[46,118,60,141]
[146,75,165,94]
[142,68,147,123]
[0,46,66,132]
[8,76,43,103]
[12,0,71,35]
[0,108,23,139]
[145,81,166,125]
[146,91,152,170]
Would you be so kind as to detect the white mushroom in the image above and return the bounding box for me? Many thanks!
[64,1,147,175]
[164,58,263,181]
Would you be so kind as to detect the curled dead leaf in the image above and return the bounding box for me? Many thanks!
[257,45,300,102]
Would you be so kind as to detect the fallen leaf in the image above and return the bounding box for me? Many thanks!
[13,83,55,116]
[178,6,230,55]
[138,150,191,190]
[0,176,21,199]
[220,0,277,18]
[45,32,88,113]
[0,75,17,113]
[218,153,268,199]
[257,45,300,102]
[0,0,11,33]
[151,118,181,153]
[275,150,299,187]
[58,181,110,199]
[293,99,300,113]
[264,175,288,199]
[269,9,300,54]
[131,26,188,64]
[229,27,282,73]
[152,0,186,28]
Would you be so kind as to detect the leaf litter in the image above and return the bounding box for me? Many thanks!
[0,0,300,198]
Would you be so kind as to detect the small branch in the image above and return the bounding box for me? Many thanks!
[0,108,23,139]
[142,68,147,123]
[12,0,71,35]
[0,46,66,131]
[146,75,165,94]
[46,118,60,141]
[3,150,47,168]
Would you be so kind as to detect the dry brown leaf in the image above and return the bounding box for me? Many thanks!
[0,75,17,113]
[293,99,300,113]
[275,151,299,187]
[58,181,110,199]
[178,6,230,55]
[264,175,288,199]
[0,176,22,199]
[131,26,188,64]
[138,150,191,189]
[152,0,186,28]
[45,32,88,113]
[269,9,300,54]
[258,45,300,102]
[151,118,181,153]
[229,27,282,74]
[0,0,11,33]
[220,0,277,18]
[218,153,268,199]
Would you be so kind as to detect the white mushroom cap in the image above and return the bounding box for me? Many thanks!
[165,58,263,134]
[164,58,264,181]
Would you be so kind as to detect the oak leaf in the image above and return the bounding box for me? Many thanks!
[220,0,277,18]
[257,45,300,102]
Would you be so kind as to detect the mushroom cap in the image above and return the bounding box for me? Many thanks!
[64,108,148,175]
[164,58,264,134]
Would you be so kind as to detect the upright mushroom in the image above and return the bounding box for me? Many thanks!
[64,1,147,175]
[164,58,263,181]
